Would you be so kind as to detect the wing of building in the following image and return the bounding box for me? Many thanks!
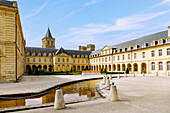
[0,0,26,82]
[90,28,170,75]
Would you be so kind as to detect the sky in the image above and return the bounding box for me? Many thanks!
[11,0,170,50]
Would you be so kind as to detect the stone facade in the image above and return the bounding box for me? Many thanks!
[0,1,25,82]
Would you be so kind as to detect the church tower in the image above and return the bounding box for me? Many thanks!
[42,27,55,49]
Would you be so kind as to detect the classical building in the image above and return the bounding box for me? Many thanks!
[0,0,26,82]
[26,28,91,72]
[90,27,170,75]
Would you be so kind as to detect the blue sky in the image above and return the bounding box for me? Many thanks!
[13,0,170,50]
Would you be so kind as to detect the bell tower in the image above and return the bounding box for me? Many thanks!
[42,27,55,49]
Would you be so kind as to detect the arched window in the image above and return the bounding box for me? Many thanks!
[159,50,162,56]
[167,62,170,71]
[167,48,170,55]
[27,58,29,62]
[152,62,155,70]
[49,53,52,56]
[122,55,125,60]
[151,50,155,57]
[62,58,65,62]
[32,52,36,56]
[134,53,136,59]
[38,53,41,56]
[26,52,30,56]
[159,62,163,71]
[142,52,145,58]
[43,53,47,56]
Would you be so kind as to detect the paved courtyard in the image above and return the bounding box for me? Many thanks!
[5,75,170,113]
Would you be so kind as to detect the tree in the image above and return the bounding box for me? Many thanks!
[104,68,107,73]
[100,68,103,73]
[125,68,129,74]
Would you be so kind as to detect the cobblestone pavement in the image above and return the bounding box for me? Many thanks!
[10,75,170,113]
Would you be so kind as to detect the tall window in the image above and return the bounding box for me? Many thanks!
[134,53,136,59]
[109,57,111,61]
[58,58,60,62]
[102,58,104,62]
[151,51,155,57]
[78,60,80,63]
[167,62,170,71]
[113,56,115,61]
[39,58,41,62]
[117,56,119,60]
[73,60,75,63]
[151,41,155,46]
[86,60,88,63]
[159,50,162,56]
[167,38,170,43]
[167,49,170,55]
[44,58,46,62]
[33,58,35,62]
[67,58,69,62]
[27,58,29,62]
[49,59,51,62]
[122,55,125,60]
[142,52,145,58]
[82,60,84,63]
[128,54,130,59]
[62,58,65,62]
[51,41,53,46]
[152,62,155,70]
[105,57,107,62]
[159,40,162,45]
[159,62,163,71]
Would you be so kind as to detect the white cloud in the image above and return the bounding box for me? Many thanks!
[153,0,170,7]
[23,1,48,19]
[57,10,170,45]
[84,0,100,6]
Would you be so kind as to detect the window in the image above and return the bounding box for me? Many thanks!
[73,60,75,63]
[99,58,100,62]
[167,49,170,55]
[82,60,84,63]
[49,59,51,62]
[33,58,35,62]
[151,41,155,46]
[43,53,47,56]
[62,58,65,62]
[44,58,46,62]
[77,55,80,58]
[167,62,170,71]
[134,53,136,59]
[159,62,163,71]
[105,57,107,62]
[142,43,145,48]
[167,38,170,43]
[67,58,69,62]
[102,58,104,62]
[39,58,41,62]
[151,51,155,57]
[85,55,88,58]
[86,60,88,63]
[48,41,49,45]
[117,56,119,60]
[152,62,155,70]
[159,50,162,56]
[113,56,115,61]
[122,55,125,60]
[109,57,111,61]
[38,53,41,56]
[78,60,80,63]
[49,53,52,57]
[51,41,53,46]
[73,55,75,58]
[32,53,35,56]
[128,54,130,59]
[27,52,30,56]
[27,58,29,62]
[58,58,60,62]
[142,52,145,58]
[159,40,162,45]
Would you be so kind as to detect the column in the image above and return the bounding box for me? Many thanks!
[111,64,113,72]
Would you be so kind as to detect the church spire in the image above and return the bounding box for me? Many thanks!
[45,27,53,38]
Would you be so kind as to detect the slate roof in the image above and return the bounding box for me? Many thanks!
[91,30,168,55]
[0,0,14,7]
[26,47,92,58]
[45,27,53,38]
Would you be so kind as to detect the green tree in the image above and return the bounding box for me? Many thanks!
[125,68,129,74]
[100,68,103,73]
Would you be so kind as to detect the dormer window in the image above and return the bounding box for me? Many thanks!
[26,52,30,56]
[134,45,138,49]
[49,53,52,56]
[73,55,75,58]
[85,55,88,58]
[38,53,41,56]
[142,43,146,48]
[32,52,36,56]
[128,46,132,50]
[120,49,122,52]
[166,37,170,43]
[77,55,80,58]
[43,53,47,56]
[81,55,84,58]
[158,39,163,45]
[151,41,155,46]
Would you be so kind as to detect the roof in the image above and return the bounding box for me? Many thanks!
[91,30,168,55]
[0,0,14,7]
[26,47,92,57]
[45,27,53,38]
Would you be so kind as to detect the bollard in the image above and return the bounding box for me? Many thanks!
[125,73,127,77]
[133,72,135,77]
[102,76,106,85]
[109,75,112,80]
[143,72,145,77]
[54,90,65,110]
[156,72,158,76]
[167,72,170,76]
[109,83,118,102]
[117,74,120,79]
[106,78,110,90]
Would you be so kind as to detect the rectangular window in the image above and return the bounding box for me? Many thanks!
[167,38,170,43]
[109,57,111,61]
[122,55,125,60]
[113,56,115,61]
[167,62,170,71]
[159,62,163,71]
[86,60,88,63]
[33,58,35,62]
[134,53,136,59]
[128,54,130,59]
[44,58,46,62]
[159,50,162,56]
[151,51,155,57]
[58,58,60,62]
[78,60,80,63]
[49,59,51,62]
[167,49,170,55]
[82,60,84,63]
[67,58,69,62]
[142,52,145,58]
[102,58,104,62]
[27,58,29,62]
[62,58,65,62]
[152,62,155,70]
[117,56,119,60]
[39,58,41,62]
[105,57,107,62]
